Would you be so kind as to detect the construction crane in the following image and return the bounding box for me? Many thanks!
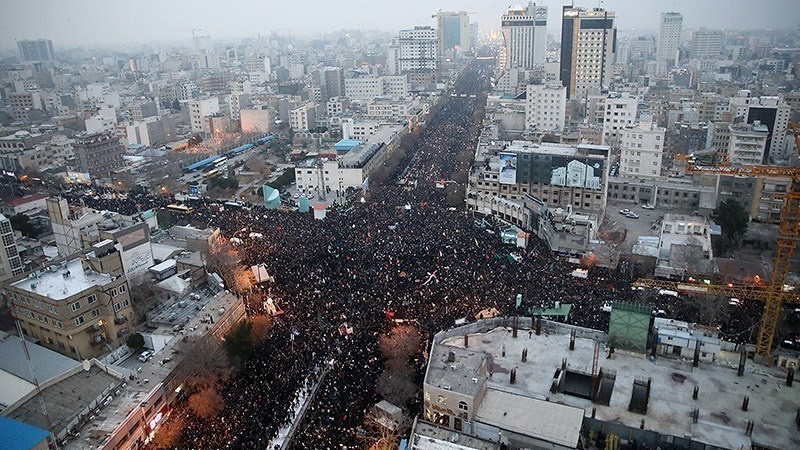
[633,123,800,362]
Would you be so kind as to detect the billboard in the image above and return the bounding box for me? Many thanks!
[498,152,517,185]
[524,155,604,190]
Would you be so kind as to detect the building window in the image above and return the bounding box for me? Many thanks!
[114,303,122,312]
[48,305,58,315]
[90,309,99,318]
[458,401,468,411]
[87,294,97,304]
[70,301,81,312]
[75,316,85,326]
[54,320,63,329]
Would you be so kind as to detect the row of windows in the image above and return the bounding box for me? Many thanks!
[114,299,131,312]
[16,306,64,328]
[110,284,127,297]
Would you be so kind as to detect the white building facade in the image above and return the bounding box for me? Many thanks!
[398,27,438,72]
[525,83,566,133]
[602,93,638,146]
[501,2,548,70]
[656,12,683,67]
[619,116,666,177]
[0,213,24,283]
[188,97,220,135]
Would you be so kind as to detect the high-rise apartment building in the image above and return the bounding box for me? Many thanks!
[525,83,566,133]
[398,27,438,73]
[188,97,220,136]
[313,67,345,103]
[501,2,548,70]
[657,12,683,67]
[728,122,769,165]
[729,91,792,163]
[289,103,317,131]
[619,115,666,177]
[602,93,638,146]
[17,39,55,62]
[692,29,724,59]
[386,44,401,75]
[0,214,24,283]
[560,6,617,99]
[72,132,125,178]
[436,11,470,56]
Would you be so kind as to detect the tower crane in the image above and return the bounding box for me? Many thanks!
[633,123,800,362]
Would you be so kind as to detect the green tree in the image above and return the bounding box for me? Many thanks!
[126,332,145,349]
[712,198,750,256]
[9,213,37,238]
[171,99,181,112]
[208,176,239,191]
[223,320,253,363]
[712,198,750,241]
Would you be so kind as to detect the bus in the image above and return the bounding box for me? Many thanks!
[204,169,221,179]
[213,157,228,168]
[166,204,194,214]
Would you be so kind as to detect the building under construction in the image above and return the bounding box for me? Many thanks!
[415,315,800,450]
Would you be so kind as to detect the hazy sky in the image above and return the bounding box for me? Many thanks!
[1,0,795,48]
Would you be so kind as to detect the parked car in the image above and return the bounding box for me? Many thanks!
[138,350,154,362]
[642,203,655,210]
[625,212,640,219]
[619,208,631,215]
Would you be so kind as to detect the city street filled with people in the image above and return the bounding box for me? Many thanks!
[61,62,763,449]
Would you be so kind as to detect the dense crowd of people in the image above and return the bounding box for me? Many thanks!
[62,61,765,449]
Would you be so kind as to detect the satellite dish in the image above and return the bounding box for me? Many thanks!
[82,360,91,371]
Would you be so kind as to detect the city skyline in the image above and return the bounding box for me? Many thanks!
[0,0,795,49]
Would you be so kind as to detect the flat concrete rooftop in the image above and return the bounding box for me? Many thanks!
[7,366,119,434]
[11,259,112,300]
[438,324,800,450]
[411,419,499,450]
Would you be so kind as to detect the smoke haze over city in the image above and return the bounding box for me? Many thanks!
[1,0,795,48]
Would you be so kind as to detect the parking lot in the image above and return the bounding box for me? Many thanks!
[604,201,664,252]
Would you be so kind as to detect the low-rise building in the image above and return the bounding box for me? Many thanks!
[1,193,49,217]
[422,317,800,450]
[5,242,135,360]
[653,317,722,362]
[469,140,610,214]
[656,213,714,279]
[295,124,405,199]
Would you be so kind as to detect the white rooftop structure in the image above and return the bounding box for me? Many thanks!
[0,370,35,413]
[10,258,112,301]
[339,125,402,168]
[427,319,800,450]
[474,389,583,448]
[149,259,177,273]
